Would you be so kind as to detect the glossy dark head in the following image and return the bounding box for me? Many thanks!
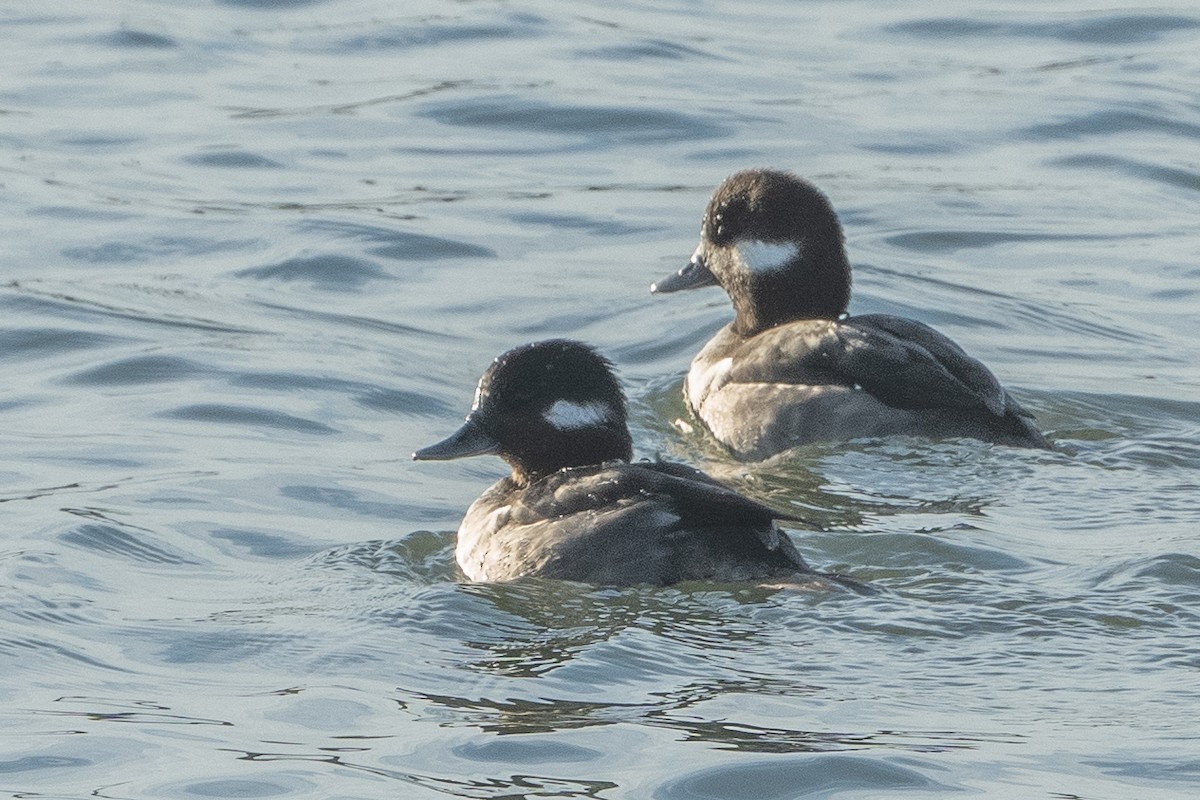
[652,169,852,334]
[413,339,633,485]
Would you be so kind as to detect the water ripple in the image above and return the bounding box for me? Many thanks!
[1048,154,1200,193]
[216,0,323,8]
[1021,108,1200,141]
[60,522,198,566]
[298,219,497,261]
[183,150,284,170]
[886,14,1200,44]
[3,286,264,335]
[309,533,458,583]
[655,754,947,799]
[95,29,177,50]
[335,17,543,53]
[230,371,452,416]
[162,404,337,436]
[578,39,712,62]
[236,254,389,290]
[60,236,257,264]
[0,326,124,361]
[883,229,1115,254]
[418,95,730,147]
[279,486,445,522]
[64,354,211,386]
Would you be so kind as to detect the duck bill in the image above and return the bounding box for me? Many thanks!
[650,247,717,294]
[413,418,499,461]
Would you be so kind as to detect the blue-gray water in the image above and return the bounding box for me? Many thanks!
[3,1,1199,797]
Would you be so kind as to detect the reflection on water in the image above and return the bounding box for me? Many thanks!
[3,0,1200,798]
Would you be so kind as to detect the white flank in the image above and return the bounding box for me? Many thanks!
[543,399,612,430]
[687,356,733,409]
[736,239,800,274]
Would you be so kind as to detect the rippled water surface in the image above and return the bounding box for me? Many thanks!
[3,1,1200,797]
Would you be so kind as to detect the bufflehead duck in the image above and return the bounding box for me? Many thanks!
[651,168,1049,459]
[414,339,855,588]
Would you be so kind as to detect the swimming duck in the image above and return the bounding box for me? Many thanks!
[651,168,1049,459]
[414,339,856,587]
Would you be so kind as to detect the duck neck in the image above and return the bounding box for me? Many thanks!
[732,248,851,336]
[507,427,633,488]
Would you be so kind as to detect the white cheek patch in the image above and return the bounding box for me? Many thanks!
[736,239,801,275]
[543,400,613,430]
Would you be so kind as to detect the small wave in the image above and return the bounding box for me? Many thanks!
[656,754,948,798]
[309,532,458,584]
[63,354,211,386]
[236,254,389,290]
[215,0,324,8]
[1048,154,1200,193]
[94,29,176,50]
[161,404,337,436]
[578,39,714,62]
[59,522,198,566]
[298,220,496,261]
[183,150,284,170]
[229,371,452,416]
[328,14,543,54]
[885,14,1199,45]
[418,95,731,147]
[0,326,124,362]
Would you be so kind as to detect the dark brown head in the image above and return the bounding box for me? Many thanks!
[652,169,852,335]
[413,340,633,486]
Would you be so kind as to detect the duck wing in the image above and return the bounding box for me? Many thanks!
[718,316,1008,416]
[833,314,1011,416]
[846,314,1006,413]
[517,462,806,560]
